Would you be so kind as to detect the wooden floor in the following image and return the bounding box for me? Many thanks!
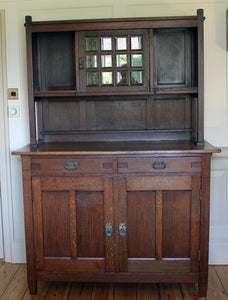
[0,262,227,299]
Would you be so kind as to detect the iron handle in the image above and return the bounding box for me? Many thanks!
[152,160,166,169]
[64,161,78,170]
[105,222,113,237]
[119,222,126,237]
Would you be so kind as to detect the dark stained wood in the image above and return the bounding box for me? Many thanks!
[29,18,199,33]
[118,156,202,173]
[32,32,75,92]
[104,179,115,272]
[12,141,220,156]
[16,10,219,298]
[76,191,104,258]
[42,191,71,257]
[197,9,204,145]
[127,191,156,258]
[199,154,211,297]
[162,191,191,258]
[156,191,163,260]
[69,191,77,259]
[190,177,201,273]
[117,178,128,273]
[32,177,44,271]
[25,16,36,145]
[154,28,195,89]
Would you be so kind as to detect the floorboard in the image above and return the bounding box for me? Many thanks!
[214,265,228,296]
[207,266,227,300]
[0,263,227,299]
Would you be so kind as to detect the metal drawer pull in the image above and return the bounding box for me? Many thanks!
[64,161,78,170]
[119,223,126,237]
[105,223,113,237]
[153,160,166,169]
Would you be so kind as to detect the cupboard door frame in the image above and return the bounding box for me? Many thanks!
[32,176,115,273]
[116,175,201,274]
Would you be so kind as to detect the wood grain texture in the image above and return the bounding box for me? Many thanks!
[127,191,156,258]
[42,191,71,257]
[162,191,191,258]
[156,191,163,260]
[104,179,115,272]
[0,263,20,297]
[137,283,160,300]
[115,283,137,300]
[214,266,228,295]
[45,282,71,300]
[159,283,183,300]
[91,283,114,300]
[76,191,104,258]
[0,264,226,299]
[0,264,27,299]
[207,266,228,300]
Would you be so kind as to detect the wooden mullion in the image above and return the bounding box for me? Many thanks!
[149,29,154,92]
[117,177,128,272]
[197,9,204,144]
[75,32,79,91]
[32,176,44,270]
[104,178,115,272]
[156,190,163,260]
[69,190,77,259]
[190,176,201,272]
[25,16,36,145]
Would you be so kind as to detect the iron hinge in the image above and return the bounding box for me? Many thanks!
[198,250,201,261]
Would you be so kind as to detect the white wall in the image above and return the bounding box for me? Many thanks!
[0,0,227,263]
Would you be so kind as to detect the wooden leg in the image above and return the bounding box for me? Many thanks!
[198,273,208,298]
[28,279,37,295]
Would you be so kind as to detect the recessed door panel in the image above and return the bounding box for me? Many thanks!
[77,191,104,258]
[128,191,156,258]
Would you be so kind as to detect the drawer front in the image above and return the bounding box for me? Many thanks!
[118,157,202,173]
[31,158,113,174]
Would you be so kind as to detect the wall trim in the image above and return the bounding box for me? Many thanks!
[0,10,13,262]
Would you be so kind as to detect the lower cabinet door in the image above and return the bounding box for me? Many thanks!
[32,176,115,272]
[116,175,201,274]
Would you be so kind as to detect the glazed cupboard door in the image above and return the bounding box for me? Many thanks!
[32,176,114,273]
[116,176,201,273]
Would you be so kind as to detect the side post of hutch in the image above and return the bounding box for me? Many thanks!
[13,9,220,298]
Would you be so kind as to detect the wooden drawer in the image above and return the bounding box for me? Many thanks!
[31,158,113,175]
[118,157,202,173]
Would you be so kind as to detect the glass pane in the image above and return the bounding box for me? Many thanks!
[101,72,113,85]
[131,36,142,50]
[101,37,112,51]
[86,55,97,68]
[87,72,99,86]
[131,71,143,85]
[116,37,127,50]
[85,38,98,51]
[131,54,143,67]
[116,54,127,67]
[116,71,128,85]
[101,55,112,68]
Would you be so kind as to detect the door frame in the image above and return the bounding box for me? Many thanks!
[0,10,13,262]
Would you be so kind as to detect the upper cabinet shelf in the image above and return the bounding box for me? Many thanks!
[26,10,204,145]
[29,14,200,96]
